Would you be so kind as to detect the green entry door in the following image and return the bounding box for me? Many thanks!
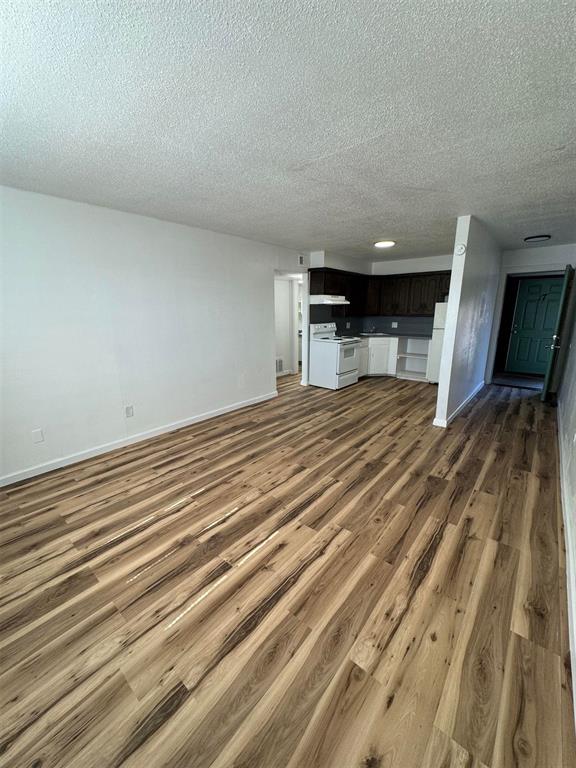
[506,277,564,375]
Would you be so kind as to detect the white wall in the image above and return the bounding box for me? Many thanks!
[0,186,301,484]
[558,301,576,720]
[317,252,453,275]
[325,253,372,274]
[435,216,501,427]
[503,243,576,272]
[308,251,372,275]
[371,253,453,274]
[485,242,576,380]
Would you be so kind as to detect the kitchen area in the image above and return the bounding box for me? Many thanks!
[308,267,450,390]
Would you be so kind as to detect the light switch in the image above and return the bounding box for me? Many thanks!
[391,321,398,328]
[31,429,44,444]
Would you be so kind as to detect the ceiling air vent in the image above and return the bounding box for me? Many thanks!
[524,234,551,243]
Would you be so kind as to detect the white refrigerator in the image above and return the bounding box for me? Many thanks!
[426,302,447,383]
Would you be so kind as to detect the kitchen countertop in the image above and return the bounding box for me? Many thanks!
[356,332,432,339]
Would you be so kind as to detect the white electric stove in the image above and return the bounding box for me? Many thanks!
[309,323,361,390]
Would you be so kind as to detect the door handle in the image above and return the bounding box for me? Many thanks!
[550,333,560,351]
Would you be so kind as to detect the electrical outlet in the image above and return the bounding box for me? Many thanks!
[391,321,398,328]
[346,321,351,329]
[125,405,134,418]
[31,428,44,444]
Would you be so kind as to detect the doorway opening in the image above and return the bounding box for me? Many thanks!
[274,273,303,379]
[492,273,564,391]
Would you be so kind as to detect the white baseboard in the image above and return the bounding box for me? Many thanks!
[0,390,278,487]
[433,380,485,429]
[558,407,576,730]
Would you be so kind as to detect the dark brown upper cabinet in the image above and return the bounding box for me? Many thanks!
[308,268,451,317]
[408,274,439,315]
[309,268,351,298]
[347,273,368,315]
[365,278,381,315]
[380,276,411,315]
[326,271,348,296]
[379,271,450,316]
[309,270,327,295]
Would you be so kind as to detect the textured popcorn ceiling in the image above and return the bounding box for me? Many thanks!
[1,0,575,261]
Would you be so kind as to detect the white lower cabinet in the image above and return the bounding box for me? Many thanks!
[367,337,398,375]
[358,340,369,377]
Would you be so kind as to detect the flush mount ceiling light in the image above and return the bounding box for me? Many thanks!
[374,240,396,248]
[524,234,551,243]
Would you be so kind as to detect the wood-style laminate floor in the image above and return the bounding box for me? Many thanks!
[1,375,574,768]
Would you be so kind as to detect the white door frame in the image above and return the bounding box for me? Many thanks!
[289,280,299,376]
[274,272,306,379]
[485,263,566,382]
[300,273,310,386]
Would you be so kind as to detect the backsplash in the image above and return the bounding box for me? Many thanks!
[323,315,432,336]
[309,306,434,336]
[360,315,434,335]
[309,305,343,324]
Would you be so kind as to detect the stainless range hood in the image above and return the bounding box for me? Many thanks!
[309,294,350,305]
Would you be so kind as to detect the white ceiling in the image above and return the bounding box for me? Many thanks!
[2,0,575,261]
